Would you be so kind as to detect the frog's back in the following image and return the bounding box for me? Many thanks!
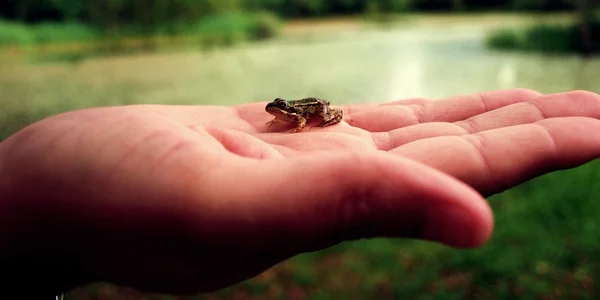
[294,97,328,116]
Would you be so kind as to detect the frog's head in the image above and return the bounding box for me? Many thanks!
[265,98,294,116]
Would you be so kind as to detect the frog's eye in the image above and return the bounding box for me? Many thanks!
[276,100,287,108]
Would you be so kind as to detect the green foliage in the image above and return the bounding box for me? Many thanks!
[182,11,280,48]
[0,0,588,53]
[248,11,282,40]
[194,12,255,47]
[49,0,86,20]
[32,22,99,44]
[509,0,575,10]
[522,23,579,52]
[0,19,99,46]
[377,0,414,11]
[485,27,522,49]
[0,9,281,55]
[486,19,600,54]
[0,0,583,27]
[364,0,401,25]
[0,19,36,46]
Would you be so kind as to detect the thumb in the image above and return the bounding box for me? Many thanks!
[231,151,494,252]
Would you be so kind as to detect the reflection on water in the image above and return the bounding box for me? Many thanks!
[1,21,599,110]
[497,62,517,89]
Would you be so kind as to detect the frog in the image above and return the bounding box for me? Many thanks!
[265,97,343,133]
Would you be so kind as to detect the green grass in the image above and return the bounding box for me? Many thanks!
[32,22,100,44]
[0,19,37,46]
[198,11,281,42]
[0,20,99,46]
[0,12,281,61]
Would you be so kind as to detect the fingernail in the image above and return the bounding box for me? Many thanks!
[422,205,475,248]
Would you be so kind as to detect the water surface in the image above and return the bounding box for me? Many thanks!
[1,15,598,111]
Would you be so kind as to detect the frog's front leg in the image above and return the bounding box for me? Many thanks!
[265,118,279,127]
[288,115,307,133]
[266,115,293,126]
[312,108,343,129]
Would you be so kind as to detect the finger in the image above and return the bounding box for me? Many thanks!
[392,117,600,197]
[345,88,542,132]
[377,90,600,149]
[212,151,493,251]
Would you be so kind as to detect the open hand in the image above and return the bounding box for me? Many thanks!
[1,89,599,296]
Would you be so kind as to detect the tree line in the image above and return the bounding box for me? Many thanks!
[1,0,595,55]
[0,0,579,26]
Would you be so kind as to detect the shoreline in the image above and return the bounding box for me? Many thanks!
[0,12,577,63]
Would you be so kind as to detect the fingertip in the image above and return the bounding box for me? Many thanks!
[507,88,543,99]
[421,191,494,248]
[471,196,495,247]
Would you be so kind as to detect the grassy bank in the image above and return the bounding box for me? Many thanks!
[485,18,600,54]
[0,12,281,61]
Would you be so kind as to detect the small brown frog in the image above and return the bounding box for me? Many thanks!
[265,97,343,133]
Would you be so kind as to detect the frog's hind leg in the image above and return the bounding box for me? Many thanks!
[311,109,343,129]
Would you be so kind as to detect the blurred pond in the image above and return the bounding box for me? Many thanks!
[0,15,598,111]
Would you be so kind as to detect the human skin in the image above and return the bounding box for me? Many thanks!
[1,89,600,297]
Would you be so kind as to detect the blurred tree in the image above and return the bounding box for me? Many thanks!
[409,0,458,10]
[202,0,243,13]
[335,0,365,12]
[244,0,286,11]
[452,0,465,10]
[510,0,576,10]
[574,0,597,55]
[14,0,32,21]
[130,0,169,34]
[80,0,243,35]
[50,0,85,21]
[377,0,412,12]
[0,0,595,33]
[84,0,129,33]
[278,0,328,16]
[1,0,63,22]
